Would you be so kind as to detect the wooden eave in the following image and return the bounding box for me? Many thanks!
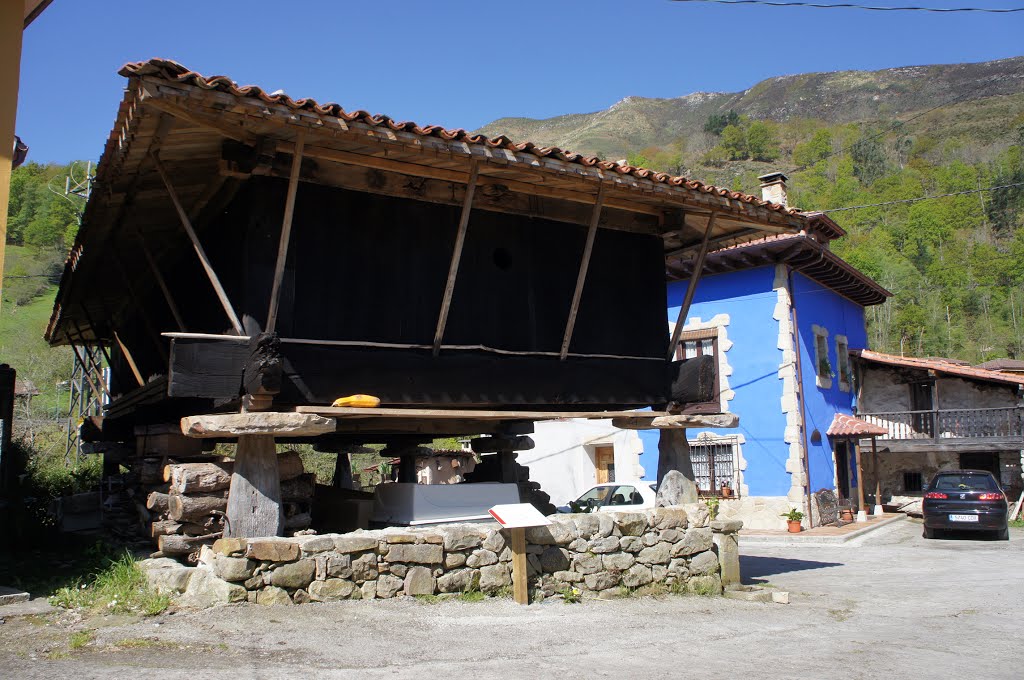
[46,74,809,347]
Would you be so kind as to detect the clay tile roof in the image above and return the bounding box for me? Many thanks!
[852,349,1024,386]
[975,358,1024,372]
[827,413,889,437]
[117,58,801,217]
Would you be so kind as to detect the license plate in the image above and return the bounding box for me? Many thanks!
[949,514,978,522]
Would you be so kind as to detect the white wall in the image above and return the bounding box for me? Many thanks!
[518,419,645,506]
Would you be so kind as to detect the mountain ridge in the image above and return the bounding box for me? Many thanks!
[475,56,1024,160]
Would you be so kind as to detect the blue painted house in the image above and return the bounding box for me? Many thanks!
[639,174,890,529]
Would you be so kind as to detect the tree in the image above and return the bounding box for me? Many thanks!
[720,125,748,161]
[746,121,780,162]
[703,110,741,136]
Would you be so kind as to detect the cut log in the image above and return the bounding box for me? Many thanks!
[158,533,219,556]
[164,450,305,493]
[150,520,183,538]
[181,519,223,536]
[167,493,228,522]
[146,491,171,515]
[166,461,232,494]
[225,434,283,538]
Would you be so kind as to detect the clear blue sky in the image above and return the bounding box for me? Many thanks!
[15,0,1024,164]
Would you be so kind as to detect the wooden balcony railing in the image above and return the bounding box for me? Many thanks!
[857,407,1024,441]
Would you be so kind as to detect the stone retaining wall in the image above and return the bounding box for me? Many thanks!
[142,505,742,607]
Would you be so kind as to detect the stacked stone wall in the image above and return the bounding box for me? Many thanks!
[143,505,742,607]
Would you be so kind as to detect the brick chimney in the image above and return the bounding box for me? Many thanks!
[758,172,788,207]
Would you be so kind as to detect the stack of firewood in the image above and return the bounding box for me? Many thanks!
[144,450,314,556]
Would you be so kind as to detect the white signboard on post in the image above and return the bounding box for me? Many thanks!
[488,503,551,529]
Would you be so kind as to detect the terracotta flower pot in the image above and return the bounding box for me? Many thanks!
[721,487,733,498]
[840,509,854,522]
[787,520,802,533]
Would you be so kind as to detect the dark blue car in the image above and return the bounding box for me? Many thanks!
[922,470,1009,540]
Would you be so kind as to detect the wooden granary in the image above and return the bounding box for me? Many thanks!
[47,59,810,539]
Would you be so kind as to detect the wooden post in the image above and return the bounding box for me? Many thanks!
[498,448,518,484]
[854,441,867,520]
[432,160,480,355]
[151,151,245,335]
[266,131,305,334]
[510,527,528,605]
[113,330,145,388]
[559,183,606,360]
[656,428,699,504]
[225,435,283,538]
[0,0,23,310]
[667,213,717,362]
[872,436,883,516]
[137,229,187,331]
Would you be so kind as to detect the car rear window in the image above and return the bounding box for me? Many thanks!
[931,474,998,492]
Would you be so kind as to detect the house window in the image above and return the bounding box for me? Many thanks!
[688,436,739,497]
[835,335,851,392]
[812,325,832,389]
[903,471,924,493]
[675,328,721,414]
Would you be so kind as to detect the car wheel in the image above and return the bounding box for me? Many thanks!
[997,527,1009,541]
[923,526,936,539]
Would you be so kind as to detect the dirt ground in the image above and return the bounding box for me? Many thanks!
[1,519,1020,679]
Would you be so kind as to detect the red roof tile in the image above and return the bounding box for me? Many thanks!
[852,349,1024,386]
[827,413,889,437]
[118,58,801,217]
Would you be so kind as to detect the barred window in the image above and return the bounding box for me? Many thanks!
[688,436,739,497]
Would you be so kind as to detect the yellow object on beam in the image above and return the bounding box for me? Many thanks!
[331,394,381,408]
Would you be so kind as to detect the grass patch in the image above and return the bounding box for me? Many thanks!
[558,585,583,604]
[458,589,486,603]
[1009,519,1023,529]
[49,551,170,616]
[828,608,853,622]
[414,594,443,604]
[490,584,514,599]
[689,579,720,597]
[68,630,95,650]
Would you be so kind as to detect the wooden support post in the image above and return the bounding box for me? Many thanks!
[333,453,355,490]
[266,131,305,334]
[510,527,528,605]
[113,330,145,388]
[667,212,717,362]
[432,160,480,356]
[137,229,187,331]
[398,456,418,483]
[560,183,606,360]
[854,441,867,520]
[872,437,883,516]
[498,449,518,484]
[225,435,283,538]
[151,151,244,335]
[656,428,699,504]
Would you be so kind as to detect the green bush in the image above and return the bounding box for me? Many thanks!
[50,550,170,616]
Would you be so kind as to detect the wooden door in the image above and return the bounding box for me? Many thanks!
[960,452,998,477]
[595,446,615,484]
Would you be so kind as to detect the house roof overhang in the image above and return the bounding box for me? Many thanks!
[826,413,889,438]
[851,349,1024,387]
[668,233,891,306]
[47,58,828,347]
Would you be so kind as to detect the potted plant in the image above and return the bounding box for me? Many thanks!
[781,508,804,533]
[720,482,733,498]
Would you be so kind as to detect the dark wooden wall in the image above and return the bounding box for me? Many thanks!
[118,176,672,407]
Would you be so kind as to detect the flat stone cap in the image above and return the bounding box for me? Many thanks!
[181,412,336,438]
[711,519,743,532]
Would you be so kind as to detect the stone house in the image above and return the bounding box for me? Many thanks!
[853,350,1024,508]
[637,173,891,529]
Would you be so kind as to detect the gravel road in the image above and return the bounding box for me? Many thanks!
[2,519,1019,679]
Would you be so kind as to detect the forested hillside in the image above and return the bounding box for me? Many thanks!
[478,58,1024,363]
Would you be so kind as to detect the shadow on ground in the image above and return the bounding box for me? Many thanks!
[740,555,844,582]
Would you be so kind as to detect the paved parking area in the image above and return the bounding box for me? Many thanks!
[1,519,1020,679]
